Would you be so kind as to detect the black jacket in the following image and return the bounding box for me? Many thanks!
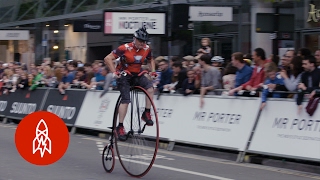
[296,68,320,105]
[174,68,187,91]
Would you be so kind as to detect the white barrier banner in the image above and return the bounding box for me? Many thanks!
[248,100,320,160]
[170,96,260,151]
[75,91,119,131]
[75,92,260,151]
[144,95,183,139]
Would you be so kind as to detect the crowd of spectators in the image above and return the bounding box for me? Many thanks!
[0,59,113,95]
[153,46,320,112]
[2,43,320,113]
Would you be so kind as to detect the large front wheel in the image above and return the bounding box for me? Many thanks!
[113,86,159,178]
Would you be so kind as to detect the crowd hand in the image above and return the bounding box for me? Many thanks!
[298,83,307,91]
[186,89,192,94]
[163,85,169,91]
[228,89,235,96]
[297,105,303,115]
[200,98,204,108]
[267,84,276,91]
[245,85,252,91]
[260,102,266,110]
[18,84,24,88]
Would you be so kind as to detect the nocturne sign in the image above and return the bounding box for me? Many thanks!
[103,11,166,35]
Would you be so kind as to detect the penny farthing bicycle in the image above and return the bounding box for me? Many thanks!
[102,70,159,178]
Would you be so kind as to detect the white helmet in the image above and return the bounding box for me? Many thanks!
[211,56,224,63]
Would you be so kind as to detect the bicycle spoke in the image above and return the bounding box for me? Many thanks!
[114,87,159,177]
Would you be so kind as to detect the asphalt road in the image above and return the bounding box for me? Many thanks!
[0,123,320,180]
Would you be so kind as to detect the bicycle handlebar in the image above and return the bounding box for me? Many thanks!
[120,70,149,77]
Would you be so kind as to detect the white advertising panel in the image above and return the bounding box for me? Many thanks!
[248,100,320,161]
[189,6,233,21]
[75,92,259,151]
[104,12,166,35]
[0,30,29,40]
[74,91,119,131]
[143,95,182,140]
[170,96,260,151]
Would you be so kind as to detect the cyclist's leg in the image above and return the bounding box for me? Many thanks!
[138,75,154,126]
[116,75,131,141]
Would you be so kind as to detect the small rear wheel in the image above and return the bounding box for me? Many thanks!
[102,145,115,173]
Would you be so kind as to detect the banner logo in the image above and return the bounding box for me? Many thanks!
[15,111,69,165]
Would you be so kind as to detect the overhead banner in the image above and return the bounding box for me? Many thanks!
[0,89,47,119]
[41,89,87,126]
[248,100,320,161]
[189,6,232,21]
[0,30,30,40]
[103,11,166,35]
[73,20,102,32]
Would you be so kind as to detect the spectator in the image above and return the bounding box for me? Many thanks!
[58,66,73,94]
[42,66,56,87]
[279,56,304,92]
[228,52,253,95]
[169,56,182,68]
[228,48,267,97]
[297,55,320,113]
[170,61,187,93]
[187,59,196,70]
[183,55,195,70]
[3,69,15,94]
[92,62,104,90]
[211,56,224,68]
[260,62,285,110]
[84,62,94,85]
[222,63,237,91]
[182,69,196,96]
[297,48,311,60]
[17,72,29,90]
[27,74,34,87]
[29,68,43,91]
[157,60,173,93]
[192,65,202,93]
[196,37,211,58]
[199,54,222,108]
[96,66,113,90]
[92,66,107,90]
[281,50,296,75]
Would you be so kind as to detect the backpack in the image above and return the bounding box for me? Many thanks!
[306,97,320,116]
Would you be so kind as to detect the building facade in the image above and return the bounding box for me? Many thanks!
[0,0,318,64]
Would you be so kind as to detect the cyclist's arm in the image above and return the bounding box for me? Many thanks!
[104,53,117,73]
[149,58,156,72]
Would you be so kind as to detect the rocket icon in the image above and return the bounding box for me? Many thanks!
[32,119,52,158]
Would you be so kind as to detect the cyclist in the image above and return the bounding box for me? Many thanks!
[104,27,157,141]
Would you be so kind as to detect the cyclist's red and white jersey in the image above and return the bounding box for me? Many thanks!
[112,42,152,73]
